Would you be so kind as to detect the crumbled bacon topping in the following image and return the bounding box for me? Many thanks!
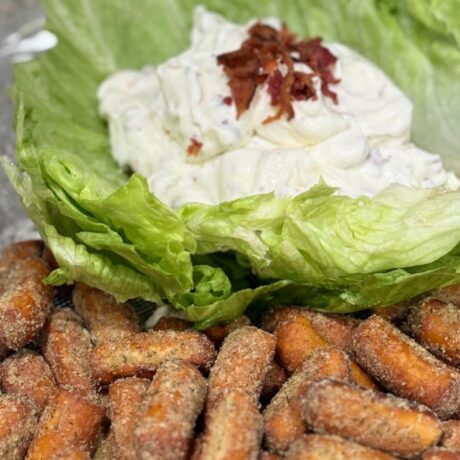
[187,138,203,156]
[217,23,339,122]
[223,96,233,106]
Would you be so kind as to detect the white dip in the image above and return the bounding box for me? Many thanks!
[98,7,459,207]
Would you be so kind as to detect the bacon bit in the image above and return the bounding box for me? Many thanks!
[292,72,316,101]
[217,23,340,122]
[187,138,203,156]
[223,96,233,106]
[267,70,283,105]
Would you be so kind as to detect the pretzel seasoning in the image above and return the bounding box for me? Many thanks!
[207,326,276,411]
[0,349,57,411]
[26,388,104,459]
[0,395,37,459]
[308,312,359,352]
[264,345,351,454]
[200,390,262,460]
[72,283,141,344]
[302,379,442,458]
[109,377,150,460]
[274,313,326,373]
[40,308,95,394]
[0,257,53,349]
[134,360,207,460]
[407,298,460,365]
[285,434,397,460]
[352,315,460,418]
[91,330,216,384]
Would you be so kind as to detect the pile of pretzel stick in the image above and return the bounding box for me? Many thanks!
[2,240,460,459]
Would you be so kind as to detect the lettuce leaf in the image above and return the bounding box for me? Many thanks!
[181,183,460,281]
[5,0,460,327]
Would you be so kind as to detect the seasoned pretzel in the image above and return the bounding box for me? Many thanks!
[285,434,397,460]
[349,361,379,391]
[109,377,150,460]
[200,390,262,460]
[407,298,460,365]
[0,349,57,411]
[134,360,207,460]
[308,312,359,352]
[0,240,44,270]
[92,330,215,385]
[0,257,53,349]
[266,309,375,391]
[352,315,460,418]
[422,448,460,460]
[274,313,325,373]
[261,307,359,351]
[26,388,105,460]
[264,346,351,454]
[72,283,140,344]
[0,394,37,459]
[207,326,275,411]
[302,379,442,458]
[40,308,95,394]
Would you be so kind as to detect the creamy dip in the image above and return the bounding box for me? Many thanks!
[98,7,459,207]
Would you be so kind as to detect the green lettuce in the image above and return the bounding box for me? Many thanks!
[5,0,460,327]
[181,184,460,280]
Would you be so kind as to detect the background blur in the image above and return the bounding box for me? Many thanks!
[0,0,42,247]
